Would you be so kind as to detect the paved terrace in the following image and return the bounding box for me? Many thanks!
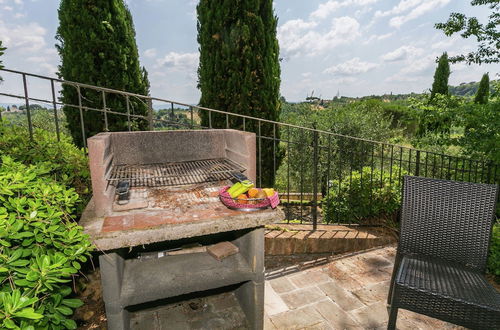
[264,246,463,330]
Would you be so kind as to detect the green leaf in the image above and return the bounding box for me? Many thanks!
[18,296,38,309]
[61,299,83,309]
[10,249,23,262]
[0,239,11,247]
[3,318,16,329]
[55,305,73,316]
[26,271,39,281]
[0,267,8,273]
[61,318,77,329]
[9,259,30,267]
[14,279,31,287]
[59,286,72,297]
[13,308,43,319]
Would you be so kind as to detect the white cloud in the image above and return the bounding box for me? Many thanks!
[310,1,344,20]
[390,0,451,28]
[0,21,47,53]
[381,45,424,62]
[3,5,12,10]
[14,0,23,4]
[278,16,360,57]
[310,0,378,20]
[374,0,422,18]
[399,54,435,74]
[430,36,457,50]
[156,52,199,72]
[363,32,393,44]
[324,57,379,75]
[143,48,157,58]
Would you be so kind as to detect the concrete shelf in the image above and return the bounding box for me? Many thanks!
[120,251,255,307]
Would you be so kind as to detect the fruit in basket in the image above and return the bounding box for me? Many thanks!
[263,188,275,197]
[237,194,248,204]
[255,190,267,200]
[228,180,254,198]
[248,188,260,198]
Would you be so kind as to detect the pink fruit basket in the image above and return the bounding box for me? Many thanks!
[219,186,280,211]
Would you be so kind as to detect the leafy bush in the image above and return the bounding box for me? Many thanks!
[323,166,406,224]
[0,123,90,214]
[488,221,500,280]
[0,156,93,329]
[0,108,70,136]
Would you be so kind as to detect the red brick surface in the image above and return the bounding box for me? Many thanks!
[207,241,240,261]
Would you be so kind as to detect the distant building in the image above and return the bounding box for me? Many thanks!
[6,105,22,113]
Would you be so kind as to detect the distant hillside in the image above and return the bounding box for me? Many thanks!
[449,80,497,96]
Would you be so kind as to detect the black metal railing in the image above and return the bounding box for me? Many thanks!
[1,68,498,229]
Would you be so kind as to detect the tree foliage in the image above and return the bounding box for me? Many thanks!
[474,73,490,104]
[412,93,462,139]
[276,100,396,195]
[197,0,281,186]
[430,52,450,101]
[435,0,500,64]
[460,81,500,163]
[56,0,150,147]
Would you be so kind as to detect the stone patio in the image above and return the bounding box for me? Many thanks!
[264,245,464,330]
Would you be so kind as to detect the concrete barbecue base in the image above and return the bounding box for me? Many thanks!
[82,182,283,330]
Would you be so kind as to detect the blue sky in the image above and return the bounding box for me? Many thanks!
[0,0,499,104]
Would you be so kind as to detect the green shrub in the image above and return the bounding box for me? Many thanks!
[0,123,90,214]
[488,221,500,280]
[0,156,94,329]
[322,166,406,223]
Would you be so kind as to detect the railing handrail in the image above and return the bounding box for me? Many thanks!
[0,67,498,167]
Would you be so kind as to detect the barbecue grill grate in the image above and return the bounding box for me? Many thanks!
[107,158,245,187]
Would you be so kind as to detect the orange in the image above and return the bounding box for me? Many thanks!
[247,188,260,198]
[237,194,248,204]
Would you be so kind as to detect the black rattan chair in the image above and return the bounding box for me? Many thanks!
[387,176,500,330]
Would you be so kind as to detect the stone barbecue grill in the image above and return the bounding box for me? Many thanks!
[80,129,283,330]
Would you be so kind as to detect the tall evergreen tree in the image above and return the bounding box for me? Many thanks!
[430,52,450,101]
[197,0,282,186]
[56,0,149,147]
[474,73,489,104]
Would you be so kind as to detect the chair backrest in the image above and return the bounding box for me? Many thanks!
[400,176,498,272]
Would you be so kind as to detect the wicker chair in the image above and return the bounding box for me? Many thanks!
[387,176,500,330]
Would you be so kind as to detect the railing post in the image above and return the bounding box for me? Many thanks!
[312,130,319,231]
[102,91,109,131]
[22,74,33,140]
[147,97,154,131]
[126,96,131,131]
[77,86,87,150]
[415,150,421,176]
[50,80,60,141]
[190,106,194,129]
[486,161,493,183]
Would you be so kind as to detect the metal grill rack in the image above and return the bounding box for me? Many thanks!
[107,158,245,187]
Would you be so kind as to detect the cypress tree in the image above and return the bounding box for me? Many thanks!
[56,0,149,147]
[197,0,281,186]
[474,73,489,104]
[430,52,450,101]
